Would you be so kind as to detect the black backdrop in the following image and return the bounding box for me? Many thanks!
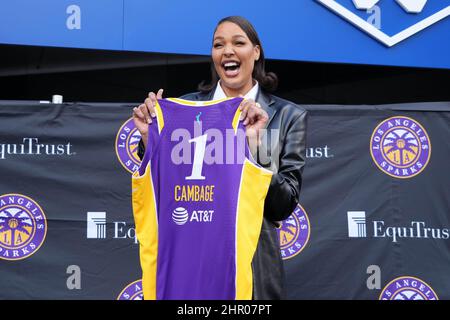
[0,100,449,300]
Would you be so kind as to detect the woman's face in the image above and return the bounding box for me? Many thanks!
[212,22,260,95]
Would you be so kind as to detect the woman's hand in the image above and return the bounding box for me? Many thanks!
[239,99,269,155]
[133,89,164,147]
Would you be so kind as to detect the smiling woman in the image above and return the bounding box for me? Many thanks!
[133,16,307,300]
[200,16,278,96]
[211,21,260,97]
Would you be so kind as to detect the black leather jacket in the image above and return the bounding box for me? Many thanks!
[137,88,307,299]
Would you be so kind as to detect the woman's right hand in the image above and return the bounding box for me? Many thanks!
[133,89,164,146]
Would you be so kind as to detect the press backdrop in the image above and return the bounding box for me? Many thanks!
[0,100,449,300]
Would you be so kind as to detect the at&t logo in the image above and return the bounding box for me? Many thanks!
[172,207,214,225]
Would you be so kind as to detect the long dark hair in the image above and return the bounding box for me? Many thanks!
[198,16,278,93]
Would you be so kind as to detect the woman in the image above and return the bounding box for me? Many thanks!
[133,16,307,299]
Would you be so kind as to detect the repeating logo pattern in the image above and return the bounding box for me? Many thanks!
[117,279,143,300]
[380,276,438,300]
[0,194,47,261]
[115,118,142,173]
[370,116,431,178]
[278,204,311,260]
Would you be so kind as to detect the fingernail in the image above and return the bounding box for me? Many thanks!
[147,118,151,123]
[151,113,156,118]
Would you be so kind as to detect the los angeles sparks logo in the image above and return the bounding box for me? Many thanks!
[115,118,142,173]
[0,194,47,261]
[117,279,143,300]
[277,204,311,260]
[370,116,431,179]
[380,276,438,300]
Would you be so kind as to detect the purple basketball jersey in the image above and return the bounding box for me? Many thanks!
[132,97,272,300]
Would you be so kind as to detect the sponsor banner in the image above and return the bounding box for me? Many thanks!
[0,100,449,299]
[0,101,141,299]
[284,103,450,299]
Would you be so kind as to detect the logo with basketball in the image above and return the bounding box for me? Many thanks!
[0,194,47,261]
[278,204,311,260]
[370,116,431,178]
[380,276,438,300]
[117,279,143,300]
[115,118,142,173]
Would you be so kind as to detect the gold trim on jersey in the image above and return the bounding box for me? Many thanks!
[132,163,159,300]
[235,158,273,300]
[163,97,245,134]
[166,97,232,106]
[232,106,242,134]
[154,100,164,134]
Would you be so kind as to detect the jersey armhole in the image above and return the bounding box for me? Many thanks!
[245,149,273,175]
[135,104,164,177]
[233,103,273,175]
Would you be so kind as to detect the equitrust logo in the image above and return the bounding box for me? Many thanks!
[316,0,450,47]
[305,145,334,160]
[0,138,75,160]
[86,211,137,244]
[347,211,449,243]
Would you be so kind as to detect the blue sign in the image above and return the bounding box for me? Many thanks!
[0,0,123,50]
[1,1,449,69]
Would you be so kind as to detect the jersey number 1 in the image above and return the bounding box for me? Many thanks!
[186,134,207,180]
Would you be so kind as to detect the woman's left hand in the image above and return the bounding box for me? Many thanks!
[239,99,269,154]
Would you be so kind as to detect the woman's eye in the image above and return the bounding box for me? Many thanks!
[235,41,245,46]
[213,43,223,48]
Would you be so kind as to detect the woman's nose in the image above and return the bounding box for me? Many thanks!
[223,44,235,56]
